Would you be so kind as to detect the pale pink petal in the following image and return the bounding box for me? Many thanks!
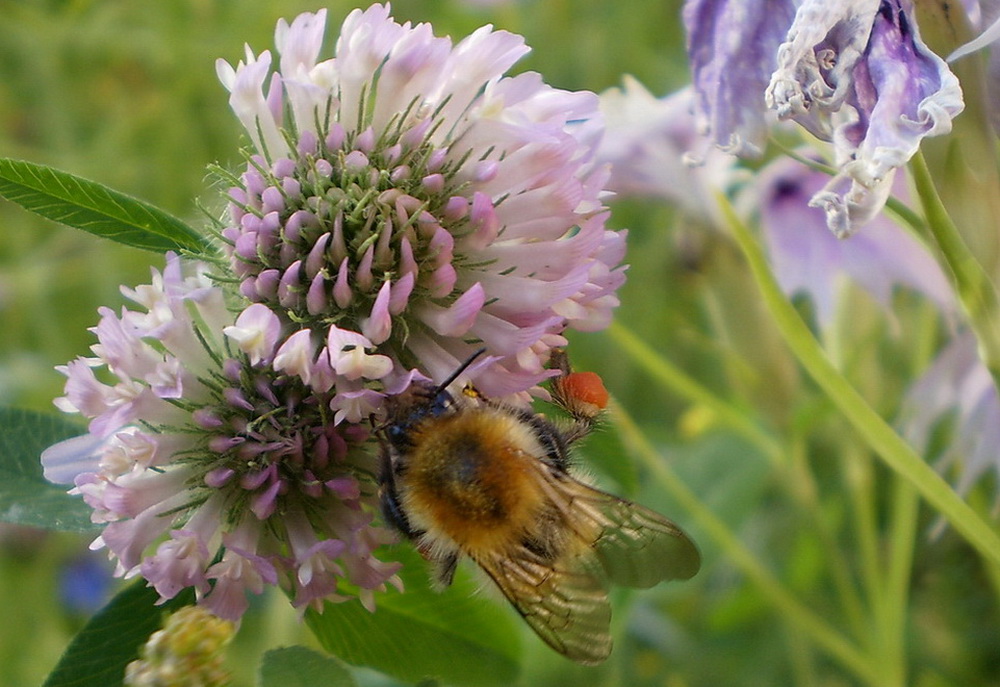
[273,329,318,384]
[360,281,393,344]
[42,434,105,485]
[223,303,281,365]
[416,284,485,337]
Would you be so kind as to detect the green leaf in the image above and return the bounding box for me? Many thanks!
[0,158,208,253]
[0,407,96,532]
[43,581,195,687]
[258,646,356,687]
[306,546,521,687]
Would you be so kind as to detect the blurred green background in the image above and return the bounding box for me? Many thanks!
[1,1,997,686]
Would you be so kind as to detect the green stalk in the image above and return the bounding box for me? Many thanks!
[984,552,1000,606]
[787,437,869,641]
[721,193,1000,568]
[785,625,819,687]
[606,321,783,464]
[610,322,874,643]
[879,478,919,687]
[909,151,1000,394]
[610,401,880,686]
[842,444,884,655]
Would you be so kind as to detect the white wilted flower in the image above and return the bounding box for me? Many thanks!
[683,0,963,236]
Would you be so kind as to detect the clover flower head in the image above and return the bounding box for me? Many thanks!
[42,255,402,620]
[125,606,235,687]
[216,4,626,397]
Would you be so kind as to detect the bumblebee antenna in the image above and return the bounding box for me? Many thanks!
[434,347,487,395]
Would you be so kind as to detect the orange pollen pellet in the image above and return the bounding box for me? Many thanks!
[562,371,609,409]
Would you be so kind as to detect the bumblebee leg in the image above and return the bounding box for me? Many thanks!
[547,348,607,445]
[378,447,422,541]
[431,551,460,588]
[380,486,422,541]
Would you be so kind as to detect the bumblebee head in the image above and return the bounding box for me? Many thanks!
[380,348,487,449]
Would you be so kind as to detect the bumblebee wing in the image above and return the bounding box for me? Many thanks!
[592,491,701,587]
[547,475,701,589]
[471,464,698,665]
[474,543,613,666]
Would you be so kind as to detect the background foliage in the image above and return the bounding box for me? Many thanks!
[1,1,997,686]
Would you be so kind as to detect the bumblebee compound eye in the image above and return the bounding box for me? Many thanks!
[386,424,409,443]
[428,389,454,417]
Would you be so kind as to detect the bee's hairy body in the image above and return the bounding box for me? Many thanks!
[378,353,700,665]
[401,409,550,555]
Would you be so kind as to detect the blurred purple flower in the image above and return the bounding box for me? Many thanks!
[949,1,1000,61]
[756,155,953,324]
[594,79,740,224]
[683,0,796,157]
[216,5,625,397]
[900,332,1000,494]
[950,1,1000,134]
[59,553,113,616]
[684,0,964,236]
[42,255,402,620]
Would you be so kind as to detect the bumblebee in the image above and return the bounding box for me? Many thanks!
[377,351,700,665]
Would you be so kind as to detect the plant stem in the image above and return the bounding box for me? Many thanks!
[721,193,1000,568]
[606,321,783,465]
[610,401,880,686]
[879,476,919,687]
[788,436,869,641]
[909,151,1000,396]
[843,444,884,653]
